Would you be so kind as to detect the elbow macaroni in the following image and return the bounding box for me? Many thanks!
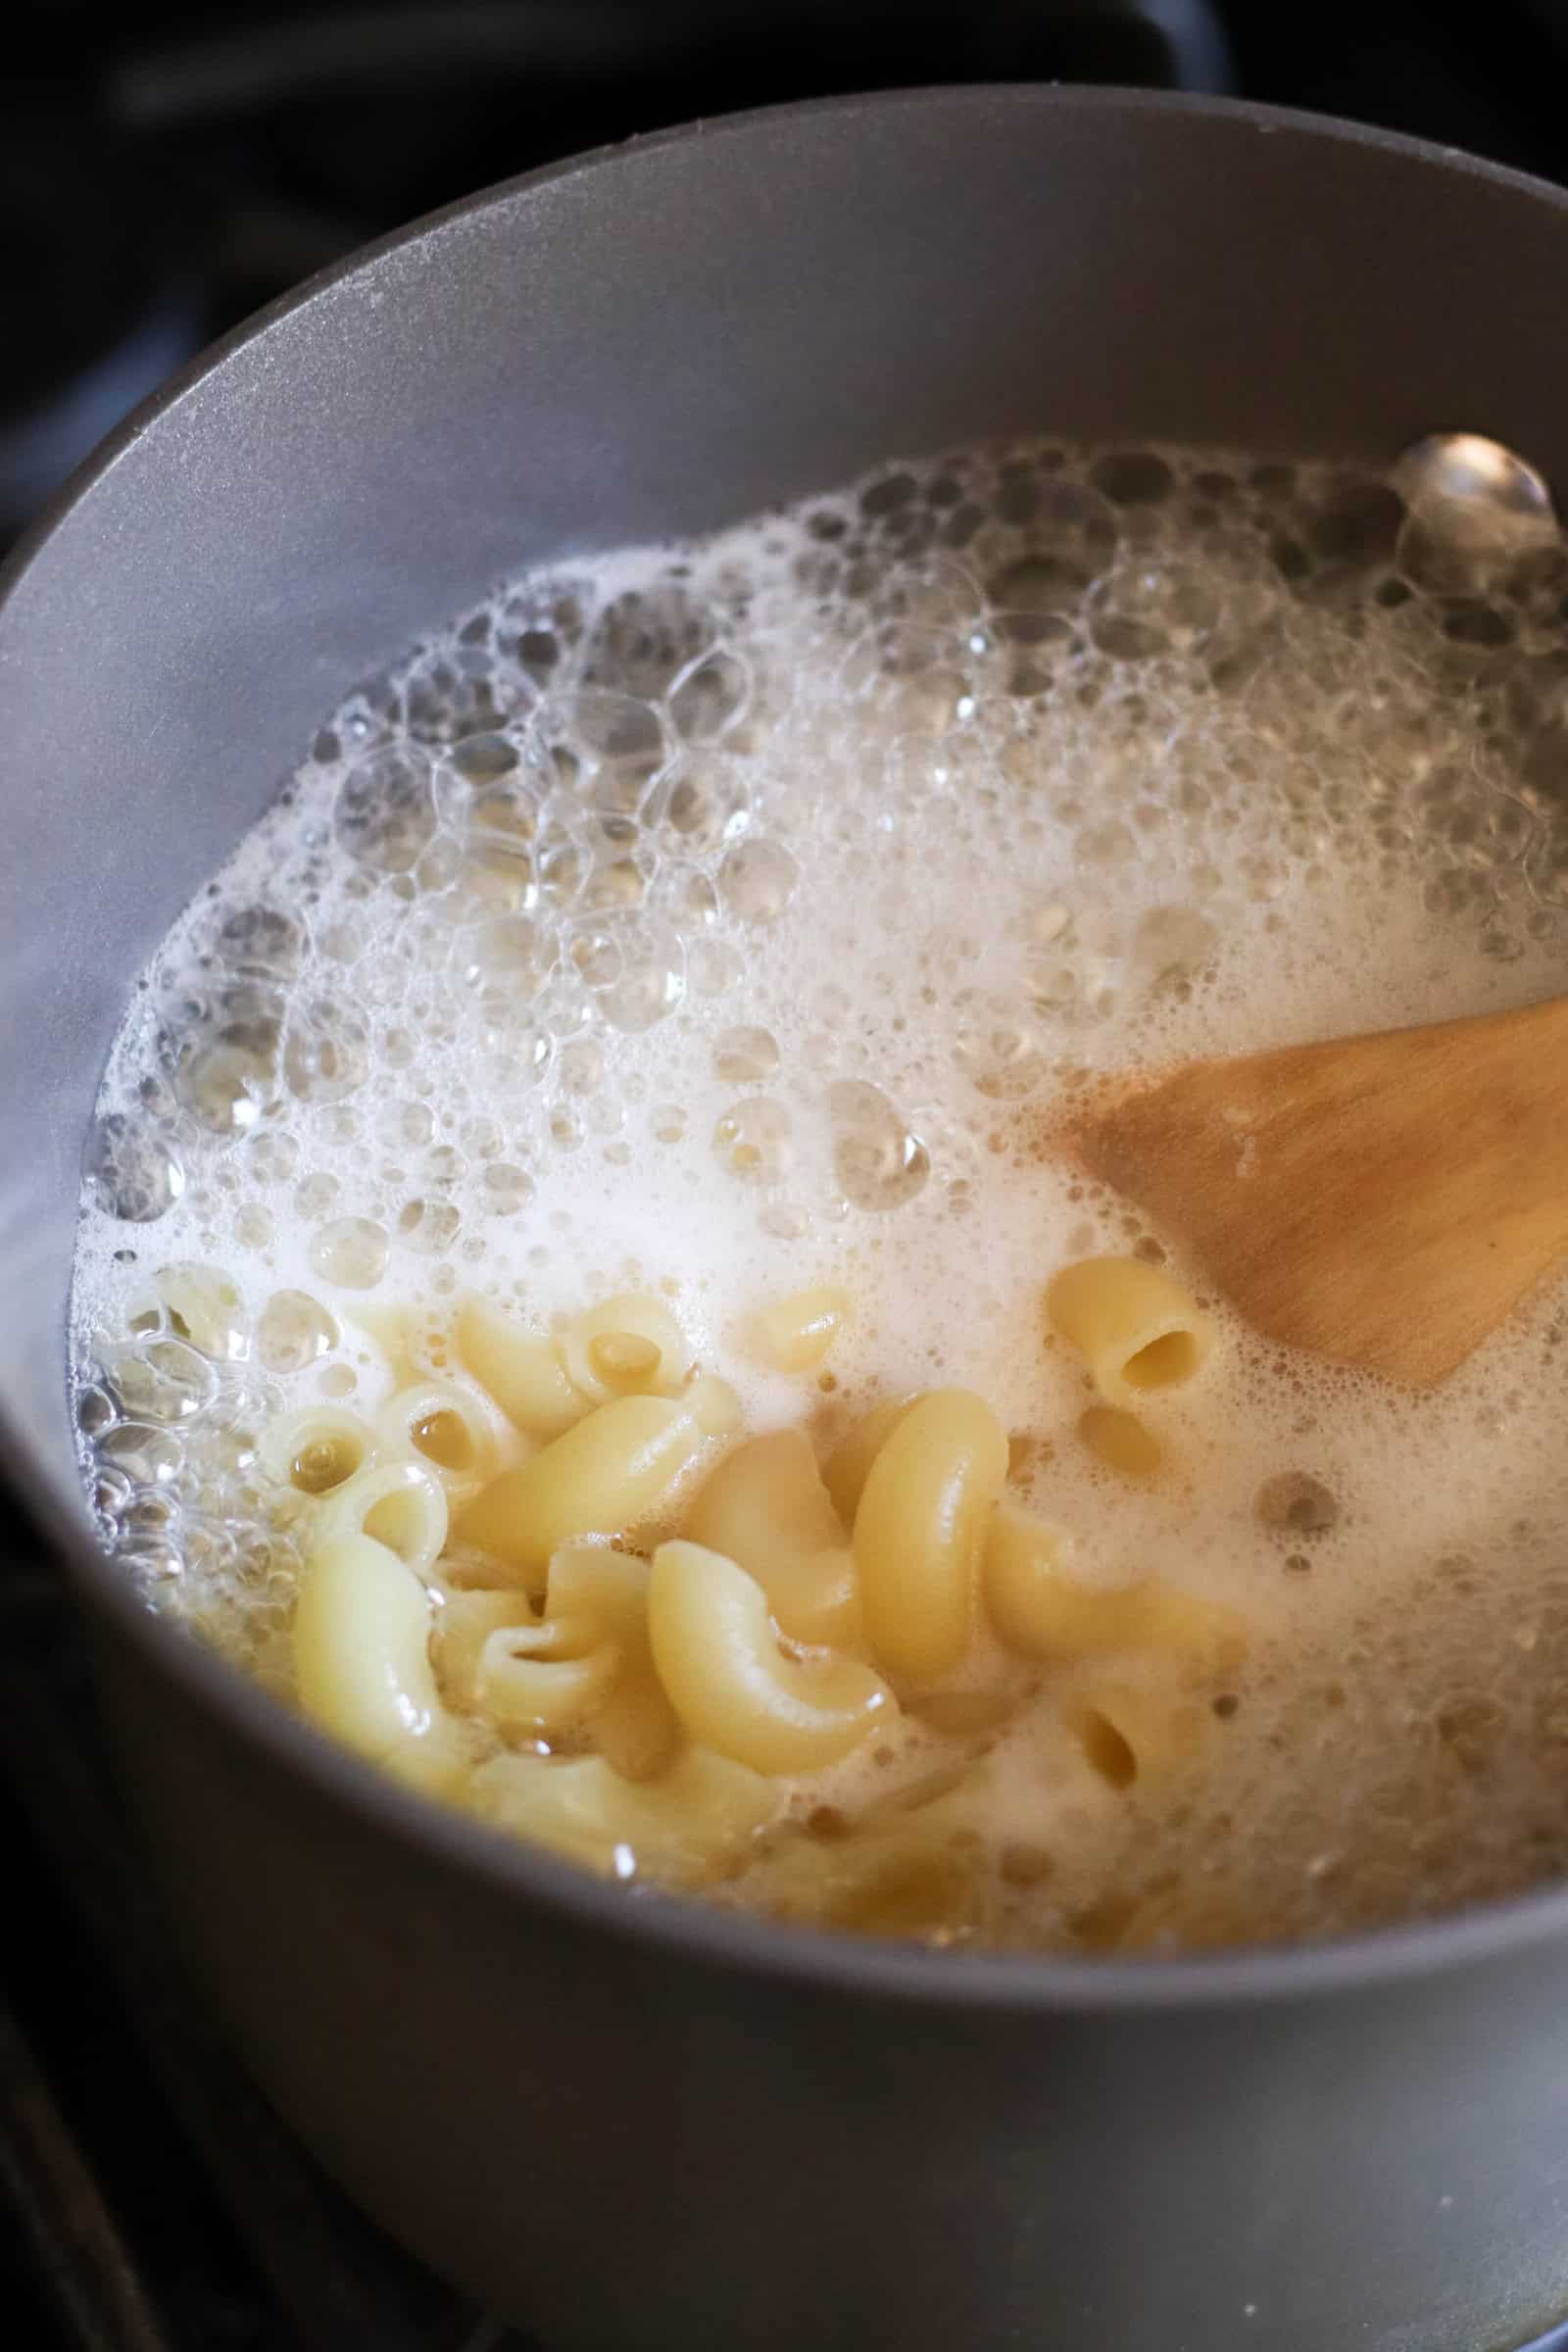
[468,1744,779,1885]
[685,1429,858,1646]
[822,1393,918,1526]
[1067,1681,1208,1790]
[1047,1255,1212,1404]
[985,1507,1247,1673]
[546,1543,682,1780]
[559,1292,693,1403]
[257,1260,1251,1939]
[1077,1403,1164,1480]
[854,1389,1008,1681]
[649,1539,892,1773]
[376,1377,500,1508]
[455,1383,734,1590]
[259,1404,375,1497]
[314,1455,450,1583]
[293,1530,466,1792]
[433,1587,542,1709]
[457,1296,586,1438]
[756,1283,851,1373]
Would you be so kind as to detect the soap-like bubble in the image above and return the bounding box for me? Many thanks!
[669,648,752,742]
[720,836,798,924]
[256,1290,338,1374]
[282,997,372,1104]
[712,1027,781,1084]
[309,1217,389,1289]
[712,1097,792,1184]
[1395,432,1560,600]
[334,745,438,873]
[110,1338,218,1425]
[172,982,284,1136]
[212,905,306,980]
[86,1114,185,1223]
[828,1081,931,1210]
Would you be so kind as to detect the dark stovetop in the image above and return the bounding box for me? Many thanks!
[0,1534,538,2352]
[12,7,1568,2347]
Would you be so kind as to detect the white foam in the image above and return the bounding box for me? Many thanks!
[70,436,1568,1947]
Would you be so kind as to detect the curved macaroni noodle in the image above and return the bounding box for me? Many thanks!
[294,1530,466,1791]
[559,1292,693,1403]
[1078,1404,1163,1480]
[1066,1680,1207,1789]
[315,1455,449,1582]
[746,1819,989,1939]
[469,1743,779,1884]
[756,1283,851,1374]
[456,1386,731,1590]
[457,1296,586,1438]
[854,1389,1007,1681]
[545,1544,681,1780]
[376,1376,501,1508]
[433,1587,541,1709]
[984,1507,1247,1672]
[477,1618,622,1735]
[685,1429,858,1646]
[821,1393,919,1526]
[1047,1255,1212,1404]
[649,1539,892,1773]
[258,1404,375,1497]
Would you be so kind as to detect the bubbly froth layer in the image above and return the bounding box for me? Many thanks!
[71,431,1568,1949]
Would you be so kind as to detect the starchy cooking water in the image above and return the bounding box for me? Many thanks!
[69,432,1568,1950]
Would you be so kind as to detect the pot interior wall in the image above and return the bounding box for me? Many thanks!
[6,88,1568,1524]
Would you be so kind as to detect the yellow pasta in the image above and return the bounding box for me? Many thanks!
[559,1292,693,1403]
[746,1763,993,1937]
[432,1587,542,1709]
[821,1392,919,1526]
[984,1506,1248,1672]
[344,1302,422,1388]
[684,1429,858,1646]
[756,1283,852,1373]
[686,1371,744,1435]
[1078,1404,1164,1480]
[258,1404,375,1496]
[375,1377,501,1508]
[1047,1254,1212,1404]
[468,1743,779,1885]
[649,1540,892,1773]
[545,1544,681,1780]
[293,1531,466,1792]
[457,1295,586,1438]
[314,1455,449,1582]
[747,1820,989,1940]
[1066,1680,1208,1789]
[478,1615,623,1735]
[455,1380,736,1591]
[434,1545,680,1771]
[854,1389,1008,1681]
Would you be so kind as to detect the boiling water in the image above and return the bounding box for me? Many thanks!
[70,431,1568,1950]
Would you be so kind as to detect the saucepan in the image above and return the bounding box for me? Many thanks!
[7,86,1568,2352]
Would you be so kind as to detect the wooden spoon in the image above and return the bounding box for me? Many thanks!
[1073,997,1568,1387]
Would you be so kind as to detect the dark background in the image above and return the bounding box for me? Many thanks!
[11,0,1568,549]
[7,5,1568,2347]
